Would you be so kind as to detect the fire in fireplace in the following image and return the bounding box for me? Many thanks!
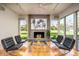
[34,32,44,38]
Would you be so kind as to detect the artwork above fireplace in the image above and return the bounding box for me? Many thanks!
[31,18,47,29]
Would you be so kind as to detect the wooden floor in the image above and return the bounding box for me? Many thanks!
[0,41,79,56]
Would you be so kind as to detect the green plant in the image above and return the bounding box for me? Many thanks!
[46,30,50,38]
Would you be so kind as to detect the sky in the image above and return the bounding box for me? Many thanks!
[50,20,58,27]
[20,20,27,26]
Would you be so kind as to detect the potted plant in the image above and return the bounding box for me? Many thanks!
[46,30,50,39]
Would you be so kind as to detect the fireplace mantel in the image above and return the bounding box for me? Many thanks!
[29,30,47,39]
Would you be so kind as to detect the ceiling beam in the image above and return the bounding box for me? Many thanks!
[53,3,59,14]
[2,4,18,14]
[17,3,25,14]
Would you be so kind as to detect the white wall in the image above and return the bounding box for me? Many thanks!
[59,3,79,18]
[0,6,18,48]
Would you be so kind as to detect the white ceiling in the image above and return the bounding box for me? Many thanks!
[4,3,72,15]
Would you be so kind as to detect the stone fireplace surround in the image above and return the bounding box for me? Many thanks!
[29,30,47,39]
[28,30,50,42]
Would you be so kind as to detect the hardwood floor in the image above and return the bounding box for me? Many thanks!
[0,41,79,56]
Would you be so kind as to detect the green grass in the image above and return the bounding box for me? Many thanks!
[50,30,57,33]
[50,30,74,35]
[20,30,79,40]
[20,31,28,40]
[50,30,74,39]
[20,31,27,34]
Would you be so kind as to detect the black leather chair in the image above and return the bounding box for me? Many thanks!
[52,35,63,44]
[1,37,22,52]
[56,37,75,51]
[15,35,27,44]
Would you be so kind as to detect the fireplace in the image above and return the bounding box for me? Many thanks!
[34,32,44,38]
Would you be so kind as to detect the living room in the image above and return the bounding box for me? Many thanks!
[0,3,79,56]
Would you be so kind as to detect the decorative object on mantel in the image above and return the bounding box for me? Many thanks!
[36,34,42,41]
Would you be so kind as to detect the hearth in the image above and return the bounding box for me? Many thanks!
[34,32,44,38]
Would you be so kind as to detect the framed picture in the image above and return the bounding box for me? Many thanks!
[31,18,47,29]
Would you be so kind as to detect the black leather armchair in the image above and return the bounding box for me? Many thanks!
[52,35,63,45]
[15,35,27,44]
[56,37,75,51]
[1,37,22,52]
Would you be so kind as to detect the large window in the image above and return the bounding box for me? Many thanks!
[77,12,79,39]
[59,18,64,35]
[50,20,58,39]
[66,14,74,38]
[19,18,28,40]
